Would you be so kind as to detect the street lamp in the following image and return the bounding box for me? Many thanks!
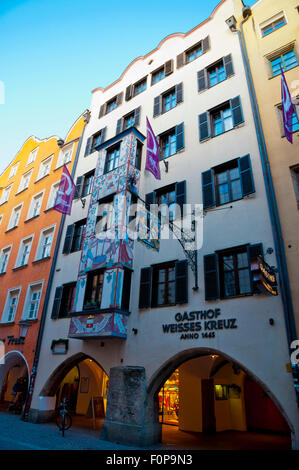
[18,321,32,340]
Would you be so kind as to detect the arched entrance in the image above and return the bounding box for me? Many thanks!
[149,349,292,450]
[39,353,109,430]
[0,351,29,415]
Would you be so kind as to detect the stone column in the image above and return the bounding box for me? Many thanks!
[101,366,161,447]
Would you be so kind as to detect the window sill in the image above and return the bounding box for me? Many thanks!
[32,256,51,264]
[22,318,38,323]
[71,307,130,316]
[13,264,28,271]
[24,214,40,223]
[0,321,15,326]
[219,292,253,300]
[5,226,18,233]
[43,207,54,213]
[16,188,29,196]
[200,123,245,144]
[0,271,6,276]
[35,174,50,183]
[54,161,71,172]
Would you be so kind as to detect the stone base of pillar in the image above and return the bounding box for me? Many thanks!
[101,420,161,447]
[100,366,161,447]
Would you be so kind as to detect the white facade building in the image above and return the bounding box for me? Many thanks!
[28,0,299,449]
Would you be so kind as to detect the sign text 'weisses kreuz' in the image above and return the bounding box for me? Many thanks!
[162,309,238,340]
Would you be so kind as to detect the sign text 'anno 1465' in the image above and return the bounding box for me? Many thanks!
[162,309,238,340]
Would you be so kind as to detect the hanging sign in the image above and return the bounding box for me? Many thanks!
[257,256,278,296]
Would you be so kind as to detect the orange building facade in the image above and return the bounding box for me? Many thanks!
[0,113,86,411]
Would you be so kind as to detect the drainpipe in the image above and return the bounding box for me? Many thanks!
[23,110,91,421]
[227,5,298,403]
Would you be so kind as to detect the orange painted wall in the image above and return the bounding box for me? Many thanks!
[0,114,85,374]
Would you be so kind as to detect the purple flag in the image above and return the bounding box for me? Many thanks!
[54,164,76,215]
[281,66,293,144]
[145,117,161,180]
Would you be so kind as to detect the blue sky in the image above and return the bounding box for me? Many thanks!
[0,0,256,173]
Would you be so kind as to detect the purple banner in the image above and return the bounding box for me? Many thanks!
[54,164,76,215]
[281,66,293,144]
[145,117,161,180]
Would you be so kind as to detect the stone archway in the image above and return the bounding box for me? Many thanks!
[0,351,29,412]
[147,347,293,449]
[30,353,108,424]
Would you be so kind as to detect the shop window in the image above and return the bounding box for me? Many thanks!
[158,369,179,425]
[215,384,228,400]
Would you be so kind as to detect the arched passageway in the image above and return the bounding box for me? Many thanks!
[149,349,292,450]
[0,351,29,415]
[39,353,108,430]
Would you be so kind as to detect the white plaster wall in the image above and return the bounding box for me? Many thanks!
[30,0,299,444]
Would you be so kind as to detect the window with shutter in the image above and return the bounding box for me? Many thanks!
[218,246,252,298]
[133,77,147,96]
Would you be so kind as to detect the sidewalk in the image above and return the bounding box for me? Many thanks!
[0,412,158,450]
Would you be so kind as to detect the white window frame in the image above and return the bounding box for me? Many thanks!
[9,162,19,179]
[7,203,23,231]
[56,142,74,169]
[259,11,287,38]
[27,147,38,165]
[15,235,34,268]
[36,155,53,181]
[0,244,12,274]
[1,287,21,323]
[21,281,43,320]
[0,185,13,205]
[18,169,33,193]
[0,215,3,226]
[46,180,60,210]
[35,224,56,261]
[27,191,45,220]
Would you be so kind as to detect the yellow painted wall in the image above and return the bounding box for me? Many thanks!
[236,0,299,335]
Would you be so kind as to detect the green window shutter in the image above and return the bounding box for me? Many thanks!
[175,260,188,304]
[238,154,255,197]
[197,69,207,92]
[176,122,184,151]
[176,53,185,68]
[51,286,63,319]
[199,112,210,141]
[224,54,234,77]
[62,224,75,255]
[74,176,84,200]
[204,253,219,300]
[175,180,186,217]
[176,83,183,104]
[134,106,141,126]
[125,85,133,101]
[84,137,92,157]
[139,267,152,308]
[153,96,161,117]
[202,36,210,54]
[230,96,244,127]
[202,169,215,209]
[116,118,123,135]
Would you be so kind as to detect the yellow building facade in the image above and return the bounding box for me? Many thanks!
[236,0,299,345]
